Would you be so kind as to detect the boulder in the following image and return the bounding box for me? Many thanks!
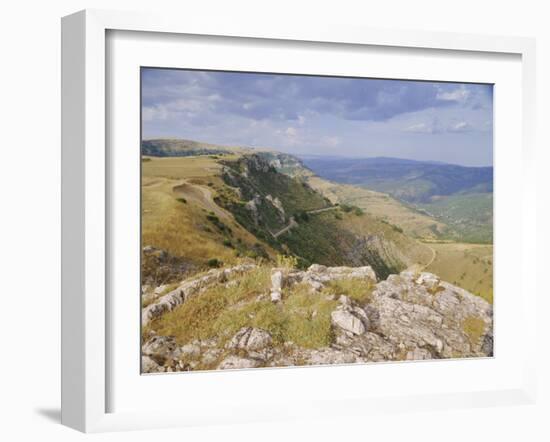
[142,355,162,373]
[142,335,178,356]
[218,356,261,370]
[270,269,283,302]
[180,343,201,358]
[228,327,273,351]
[331,309,367,335]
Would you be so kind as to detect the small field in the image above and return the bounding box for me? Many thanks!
[306,176,449,240]
[142,155,238,181]
[415,193,493,243]
[423,242,493,303]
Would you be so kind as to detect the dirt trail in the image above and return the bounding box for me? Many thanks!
[306,206,338,215]
[172,180,229,220]
[271,217,298,238]
[423,244,437,269]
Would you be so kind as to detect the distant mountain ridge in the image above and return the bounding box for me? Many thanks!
[300,156,493,203]
[142,138,253,157]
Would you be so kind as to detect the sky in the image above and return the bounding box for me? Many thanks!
[142,68,493,166]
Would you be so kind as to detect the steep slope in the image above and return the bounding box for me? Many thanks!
[216,154,432,278]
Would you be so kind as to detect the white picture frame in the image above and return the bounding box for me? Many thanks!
[61,9,537,433]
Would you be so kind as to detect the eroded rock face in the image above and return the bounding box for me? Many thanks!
[367,271,493,358]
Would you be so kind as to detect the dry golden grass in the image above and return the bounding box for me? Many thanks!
[141,157,276,268]
[462,315,486,345]
[282,283,338,348]
[150,267,272,344]
[423,242,493,303]
[323,278,374,305]
[142,155,228,180]
[147,267,338,350]
[142,179,237,266]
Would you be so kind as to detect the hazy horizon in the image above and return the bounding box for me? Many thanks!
[142,68,493,167]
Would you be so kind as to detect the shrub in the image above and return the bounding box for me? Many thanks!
[276,254,299,269]
[207,258,222,268]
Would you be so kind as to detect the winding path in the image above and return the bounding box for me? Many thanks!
[270,205,338,238]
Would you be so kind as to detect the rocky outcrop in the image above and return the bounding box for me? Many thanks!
[265,194,286,221]
[141,265,493,374]
[245,194,262,226]
[331,295,370,335]
[366,271,493,358]
[142,264,256,326]
[227,327,273,352]
[268,264,377,300]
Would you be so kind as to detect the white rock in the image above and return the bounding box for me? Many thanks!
[228,327,272,351]
[339,295,352,306]
[180,343,201,358]
[247,328,273,350]
[218,356,261,370]
[154,284,168,295]
[202,349,222,365]
[416,272,441,291]
[270,290,282,302]
[331,309,366,335]
[271,270,283,291]
[141,356,161,373]
[308,264,327,273]
[406,347,433,361]
[142,336,177,356]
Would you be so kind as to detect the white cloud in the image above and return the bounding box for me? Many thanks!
[403,118,442,134]
[448,121,473,132]
[436,85,470,103]
[285,127,297,137]
[321,136,341,147]
[142,105,170,121]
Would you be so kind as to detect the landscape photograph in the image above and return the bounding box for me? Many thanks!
[140,68,494,373]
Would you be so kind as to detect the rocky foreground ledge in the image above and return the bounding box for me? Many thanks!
[141,264,493,373]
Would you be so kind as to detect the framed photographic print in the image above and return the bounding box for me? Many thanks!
[61,9,538,432]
